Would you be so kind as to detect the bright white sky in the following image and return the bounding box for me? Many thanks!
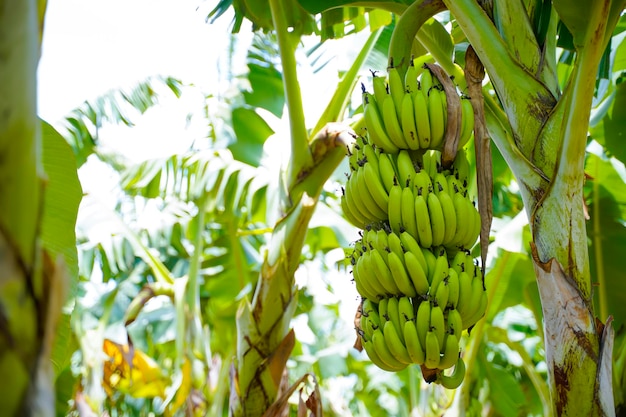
[38,0,238,121]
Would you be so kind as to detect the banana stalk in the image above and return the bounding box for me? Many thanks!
[387,0,446,81]
[229,123,352,416]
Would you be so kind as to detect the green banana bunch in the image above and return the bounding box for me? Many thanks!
[347,61,486,392]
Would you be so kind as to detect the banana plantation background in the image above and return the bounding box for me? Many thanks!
[3,0,626,416]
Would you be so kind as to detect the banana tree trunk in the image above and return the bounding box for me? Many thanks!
[441,0,622,415]
[0,0,52,415]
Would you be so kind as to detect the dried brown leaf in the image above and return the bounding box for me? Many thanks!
[464,46,492,275]
[353,300,363,351]
[268,328,296,387]
[264,373,322,417]
[426,63,462,168]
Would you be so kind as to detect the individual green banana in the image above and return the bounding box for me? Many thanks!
[388,251,418,298]
[450,250,467,275]
[428,247,449,289]
[427,192,445,247]
[398,296,416,322]
[447,268,460,309]
[401,92,420,150]
[363,91,400,154]
[363,339,406,372]
[387,183,403,234]
[362,299,380,325]
[362,141,381,176]
[425,150,441,179]
[385,296,404,342]
[460,198,478,249]
[438,333,460,370]
[378,153,398,193]
[363,228,377,251]
[415,298,431,348]
[361,299,381,339]
[452,192,471,247]
[353,259,380,301]
[420,69,434,95]
[387,63,405,118]
[382,94,408,150]
[396,149,416,187]
[428,88,445,150]
[355,168,388,220]
[399,231,428,274]
[345,172,372,224]
[413,89,431,149]
[363,162,390,214]
[404,59,419,94]
[438,189,457,246]
[361,250,391,298]
[422,247,437,278]
[341,188,367,228]
[378,297,390,325]
[374,229,390,259]
[429,304,446,348]
[383,320,412,364]
[356,251,385,300]
[447,174,465,199]
[414,191,433,248]
[436,357,466,389]
[465,253,478,280]
[433,172,449,196]
[458,97,475,149]
[462,282,487,330]
[361,298,375,317]
[464,202,481,250]
[446,308,464,337]
[348,143,360,172]
[404,251,430,296]
[440,86,448,128]
[359,309,372,339]
[372,73,388,106]
[385,231,403,260]
[371,248,401,295]
[401,186,419,239]
[403,319,426,365]
[372,328,408,369]
[434,279,450,311]
[456,269,473,316]
[413,55,434,73]
[412,167,432,201]
[424,329,441,369]
[453,148,470,186]
[459,275,484,327]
